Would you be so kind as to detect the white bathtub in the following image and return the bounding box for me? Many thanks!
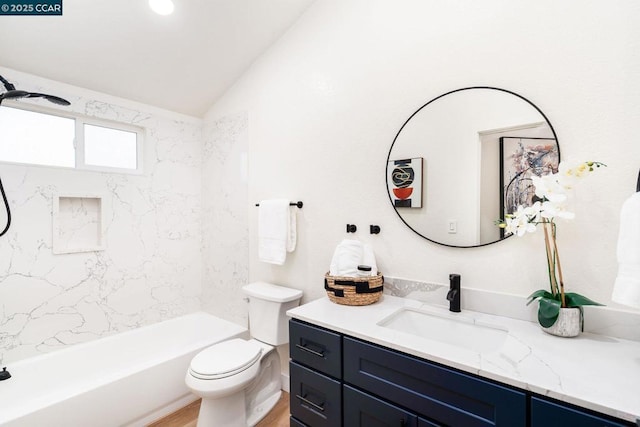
[0,312,247,426]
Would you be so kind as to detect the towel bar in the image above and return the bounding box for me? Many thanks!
[255,201,303,208]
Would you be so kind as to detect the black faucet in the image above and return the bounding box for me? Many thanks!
[0,367,11,381]
[447,274,461,312]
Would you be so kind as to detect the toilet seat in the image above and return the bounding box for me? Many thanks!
[189,338,262,380]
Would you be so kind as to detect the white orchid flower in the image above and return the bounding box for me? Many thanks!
[501,160,603,236]
[540,200,575,220]
[559,159,589,179]
[505,203,541,236]
[532,174,568,203]
[557,160,600,190]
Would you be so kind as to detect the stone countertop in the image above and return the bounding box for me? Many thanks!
[287,295,640,423]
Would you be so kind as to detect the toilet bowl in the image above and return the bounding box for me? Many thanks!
[185,282,302,427]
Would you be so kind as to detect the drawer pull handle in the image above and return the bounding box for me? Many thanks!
[295,394,325,412]
[296,344,325,358]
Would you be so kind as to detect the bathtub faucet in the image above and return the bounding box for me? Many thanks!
[0,367,11,381]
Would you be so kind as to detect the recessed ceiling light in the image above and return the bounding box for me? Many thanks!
[149,0,174,16]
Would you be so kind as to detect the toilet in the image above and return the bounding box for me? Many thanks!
[185,282,303,427]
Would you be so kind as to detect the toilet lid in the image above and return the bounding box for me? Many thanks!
[189,338,262,380]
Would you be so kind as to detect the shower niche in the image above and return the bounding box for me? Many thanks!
[53,194,105,254]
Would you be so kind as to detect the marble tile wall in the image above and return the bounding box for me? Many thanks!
[201,112,250,327]
[0,73,204,364]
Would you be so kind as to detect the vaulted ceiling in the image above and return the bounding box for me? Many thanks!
[0,0,314,117]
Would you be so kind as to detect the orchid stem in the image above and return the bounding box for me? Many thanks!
[542,220,558,296]
[550,222,566,307]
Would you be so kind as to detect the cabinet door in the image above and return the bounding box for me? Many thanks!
[290,361,342,427]
[343,337,526,427]
[290,319,342,379]
[343,385,417,427]
[290,416,308,427]
[531,397,633,427]
[418,418,443,427]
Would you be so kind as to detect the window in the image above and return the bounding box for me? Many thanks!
[83,123,138,170]
[0,104,143,173]
[0,106,75,167]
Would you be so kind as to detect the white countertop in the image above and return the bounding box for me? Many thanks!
[287,295,640,423]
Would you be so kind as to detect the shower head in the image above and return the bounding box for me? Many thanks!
[0,75,70,106]
[22,92,70,105]
[0,90,29,100]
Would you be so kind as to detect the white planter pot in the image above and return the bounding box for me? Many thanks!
[542,307,582,337]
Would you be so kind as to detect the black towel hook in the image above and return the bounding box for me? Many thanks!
[636,168,640,192]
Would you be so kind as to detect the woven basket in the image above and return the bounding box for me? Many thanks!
[324,272,384,306]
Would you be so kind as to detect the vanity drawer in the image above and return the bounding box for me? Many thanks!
[290,361,342,427]
[290,319,342,379]
[531,397,634,427]
[343,384,418,427]
[343,337,526,427]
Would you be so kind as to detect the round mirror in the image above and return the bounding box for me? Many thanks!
[386,87,560,248]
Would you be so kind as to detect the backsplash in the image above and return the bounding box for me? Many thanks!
[385,276,640,342]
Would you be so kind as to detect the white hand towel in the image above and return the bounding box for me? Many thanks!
[612,192,640,309]
[329,239,364,277]
[259,199,295,265]
[287,206,297,253]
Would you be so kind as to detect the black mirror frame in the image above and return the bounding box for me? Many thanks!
[386,86,561,248]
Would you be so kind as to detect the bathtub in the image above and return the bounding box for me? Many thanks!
[0,312,247,426]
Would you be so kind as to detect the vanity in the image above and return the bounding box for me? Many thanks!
[287,295,640,427]
[285,86,639,426]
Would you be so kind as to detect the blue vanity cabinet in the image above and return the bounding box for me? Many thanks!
[531,396,634,427]
[288,319,634,427]
[290,416,307,427]
[290,319,342,379]
[418,419,443,427]
[289,320,344,426]
[343,384,419,427]
[289,361,342,427]
[343,337,526,427]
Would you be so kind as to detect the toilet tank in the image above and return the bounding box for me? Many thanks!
[242,282,303,346]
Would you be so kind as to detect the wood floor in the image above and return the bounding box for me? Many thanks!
[148,392,290,427]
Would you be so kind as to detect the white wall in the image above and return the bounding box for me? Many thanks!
[207,0,640,310]
[0,68,204,364]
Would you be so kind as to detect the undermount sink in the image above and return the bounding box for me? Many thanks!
[377,307,508,353]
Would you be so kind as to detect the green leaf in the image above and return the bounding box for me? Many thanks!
[538,297,561,328]
[564,292,604,307]
[526,289,555,306]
